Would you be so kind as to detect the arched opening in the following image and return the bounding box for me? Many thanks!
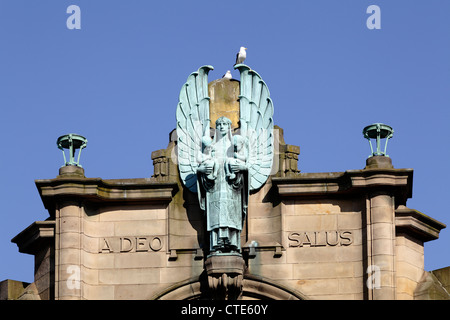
[152,274,308,300]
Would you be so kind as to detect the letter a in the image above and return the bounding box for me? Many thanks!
[66,5,81,30]
[366,5,381,30]
[366,265,381,289]
[66,265,80,290]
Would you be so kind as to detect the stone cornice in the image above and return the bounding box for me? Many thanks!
[395,206,446,241]
[11,220,55,255]
[272,168,413,200]
[35,176,179,212]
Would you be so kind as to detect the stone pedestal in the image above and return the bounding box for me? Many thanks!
[205,254,246,300]
[58,165,85,177]
[365,156,393,169]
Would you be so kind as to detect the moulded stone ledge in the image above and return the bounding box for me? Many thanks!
[273,168,413,201]
[35,177,178,214]
[11,220,55,255]
[395,206,446,242]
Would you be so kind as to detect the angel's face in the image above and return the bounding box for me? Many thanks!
[216,120,229,136]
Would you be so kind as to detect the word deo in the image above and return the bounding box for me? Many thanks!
[99,236,163,253]
[288,230,353,247]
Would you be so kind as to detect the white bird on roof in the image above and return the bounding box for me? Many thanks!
[222,70,232,79]
[234,47,247,65]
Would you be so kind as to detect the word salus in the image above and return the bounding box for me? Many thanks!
[288,230,353,247]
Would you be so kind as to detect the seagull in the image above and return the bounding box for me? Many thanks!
[234,47,247,65]
[222,70,232,79]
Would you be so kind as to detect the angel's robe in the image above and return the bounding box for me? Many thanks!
[199,132,247,253]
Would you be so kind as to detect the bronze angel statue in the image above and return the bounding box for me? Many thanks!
[176,64,274,256]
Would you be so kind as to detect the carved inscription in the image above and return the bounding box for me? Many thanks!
[288,230,353,247]
[99,236,163,253]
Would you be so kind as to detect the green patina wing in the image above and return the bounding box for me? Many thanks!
[176,65,214,193]
[235,64,274,191]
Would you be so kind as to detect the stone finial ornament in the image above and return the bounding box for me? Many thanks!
[56,133,87,167]
[363,123,393,158]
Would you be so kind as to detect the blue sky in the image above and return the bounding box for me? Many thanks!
[0,0,449,284]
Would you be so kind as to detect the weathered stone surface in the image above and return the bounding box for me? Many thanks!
[208,78,240,129]
[414,267,450,300]
[205,254,245,300]
[0,280,30,300]
[365,155,393,169]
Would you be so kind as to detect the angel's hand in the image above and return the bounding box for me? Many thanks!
[230,162,247,172]
[197,162,213,175]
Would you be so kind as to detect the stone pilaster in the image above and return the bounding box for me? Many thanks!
[366,192,396,299]
[55,202,82,300]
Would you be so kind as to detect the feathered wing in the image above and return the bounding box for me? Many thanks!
[176,65,214,193]
[234,64,274,191]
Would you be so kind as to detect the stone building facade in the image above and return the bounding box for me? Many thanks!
[4,73,448,300]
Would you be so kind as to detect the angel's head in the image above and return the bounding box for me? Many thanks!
[215,116,232,137]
